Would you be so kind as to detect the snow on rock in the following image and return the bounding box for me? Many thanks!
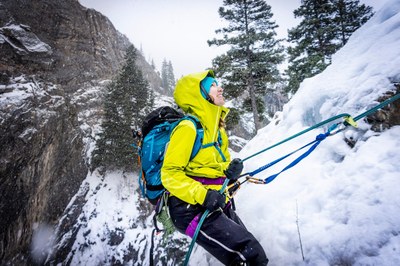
[0,75,64,131]
[47,170,190,265]
[0,24,52,54]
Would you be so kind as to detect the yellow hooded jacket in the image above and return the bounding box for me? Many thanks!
[161,70,231,205]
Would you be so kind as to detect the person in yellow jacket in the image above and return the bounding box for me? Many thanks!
[161,70,268,265]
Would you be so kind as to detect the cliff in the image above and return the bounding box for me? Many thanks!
[0,0,161,263]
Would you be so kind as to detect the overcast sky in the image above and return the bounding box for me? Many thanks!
[79,0,387,79]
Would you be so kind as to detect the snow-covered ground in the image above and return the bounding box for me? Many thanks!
[62,171,152,265]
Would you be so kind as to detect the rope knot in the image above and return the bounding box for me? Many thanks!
[316,133,328,141]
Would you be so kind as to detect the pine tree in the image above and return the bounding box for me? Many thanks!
[167,60,176,94]
[161,58,176,94]
[209,0,284,132]
[332,0,373,45]
[151,59,156,70]
[286,0,373,94]
[286,0,336,94]
[161,58,169,90]
[92,45,153,172]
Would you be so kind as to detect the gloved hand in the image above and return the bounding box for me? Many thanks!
[224,158,243,182]
[202,189,226,212]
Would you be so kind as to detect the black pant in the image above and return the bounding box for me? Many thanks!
[168,196,268,265]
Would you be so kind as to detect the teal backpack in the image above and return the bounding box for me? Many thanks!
[137,106,204,205]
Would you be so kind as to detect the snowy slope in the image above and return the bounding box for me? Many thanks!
[190,1,400,265]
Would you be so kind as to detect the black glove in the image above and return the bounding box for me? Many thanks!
[224,158,243,182]
[203,189,226,212]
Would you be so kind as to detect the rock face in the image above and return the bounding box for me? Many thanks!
[0,0,161,263]
[0,0,162,92]
[0,76,87,264]
[366,84,400,132]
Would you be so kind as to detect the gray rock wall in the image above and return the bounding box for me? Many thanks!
[0,0,161,263]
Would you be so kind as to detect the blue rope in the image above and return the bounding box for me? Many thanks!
[243,132,330,184]
[243,92,400,164]
[263,132,329,184]
[241,113,350,162]
[247,139,318,177]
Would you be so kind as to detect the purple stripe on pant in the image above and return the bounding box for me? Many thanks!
[185,213,201,238]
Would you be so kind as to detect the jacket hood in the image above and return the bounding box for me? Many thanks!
[174,70,229,143]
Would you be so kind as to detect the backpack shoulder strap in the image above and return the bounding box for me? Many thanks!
[182,115,202,130]
[179,115,226,162]
[179,115,204,160]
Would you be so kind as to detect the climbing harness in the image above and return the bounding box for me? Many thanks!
[183,92,400,265]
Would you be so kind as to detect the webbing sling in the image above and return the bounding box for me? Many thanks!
[246,132,330,184]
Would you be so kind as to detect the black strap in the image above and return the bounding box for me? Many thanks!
[150,228,156,266]
[149,196,165,265]
[146,183,164,191]
[152,212,163,232]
